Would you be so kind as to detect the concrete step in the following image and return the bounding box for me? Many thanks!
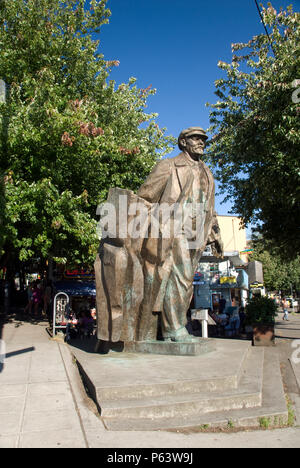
[100,347,264,420]
[102,348,288,431]
[101,390,262,420]
[96,375,240,402]
[70,338,288,431]
[85,340,252,403]
[102,348,287,430]
[103,404,288,431]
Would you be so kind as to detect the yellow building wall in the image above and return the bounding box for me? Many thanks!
[217,216,247,254]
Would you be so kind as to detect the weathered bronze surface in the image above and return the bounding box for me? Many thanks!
[95,127,223,349]
[124,339,216,356]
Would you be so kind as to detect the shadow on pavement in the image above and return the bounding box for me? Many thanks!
[0,346,35,374]
[0,307,46,374]
[5,346,35,359]
[68,335,98,354]
[1,308,48,328]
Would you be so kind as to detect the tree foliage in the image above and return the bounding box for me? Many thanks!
[251,236,300,293]
[207,3,300,259]
[0,174,5,251]
[245,295,277,325]
[0,0,175,267]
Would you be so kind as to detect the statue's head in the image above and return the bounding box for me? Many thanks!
[178,127,208,160]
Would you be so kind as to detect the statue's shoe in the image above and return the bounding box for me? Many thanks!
[164,327,200,343]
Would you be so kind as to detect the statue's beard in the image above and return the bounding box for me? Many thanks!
[187,147,204,160]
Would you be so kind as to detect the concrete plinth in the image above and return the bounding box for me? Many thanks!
[69,338,288,431]
[124,339,215,356]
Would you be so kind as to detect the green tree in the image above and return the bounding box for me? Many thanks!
[251,237,300,293]
[0,174,5,252]
[207,3,300,259]
[0,0,175,268]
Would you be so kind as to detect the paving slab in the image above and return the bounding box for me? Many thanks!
[0,395,25,415]
[0,318,87,448]
[0,435,18,449]
[0,347,32,384]
[27,381,71,396]
[81,427,300,449]
[0,413,22,436]
[22,408,83,434]
[18,428,86,448]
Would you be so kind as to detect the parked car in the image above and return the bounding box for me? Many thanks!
[292,299,299,310]
[285,297,298,308]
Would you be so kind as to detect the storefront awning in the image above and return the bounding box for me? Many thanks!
[54,281,96,297]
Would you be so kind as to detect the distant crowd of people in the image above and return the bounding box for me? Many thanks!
[66,308,95,340]
[208,296,246,338]
[23,278,97,341]
[190,294,297,338]
[189,295,246,338]
[24,279,53,318]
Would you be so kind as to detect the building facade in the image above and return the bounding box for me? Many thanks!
[193,216,250,311]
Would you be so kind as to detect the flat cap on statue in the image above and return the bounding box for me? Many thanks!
[178,127,208,141]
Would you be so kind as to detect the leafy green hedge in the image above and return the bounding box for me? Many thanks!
[245,296,278,325]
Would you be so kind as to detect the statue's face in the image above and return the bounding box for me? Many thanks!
[182,134,206,160]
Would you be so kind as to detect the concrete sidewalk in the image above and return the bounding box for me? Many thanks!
[275,313,300,432]
[0,318,87,448]
[0,316,300,448]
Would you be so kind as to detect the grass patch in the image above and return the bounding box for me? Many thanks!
[259,417,271,429]
[286,396,296,427]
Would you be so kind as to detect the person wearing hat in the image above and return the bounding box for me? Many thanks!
[95,126,223,348]
[135,126,223,342]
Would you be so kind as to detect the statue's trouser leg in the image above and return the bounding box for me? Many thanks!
[161,237,194,338]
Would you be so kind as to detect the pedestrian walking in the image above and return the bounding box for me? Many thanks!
[24,282,33,315]
[32,282,43,316]
[282,297,289,321]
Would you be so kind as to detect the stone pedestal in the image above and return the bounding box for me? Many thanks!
[69,338,288,431]
[124,339,215,356]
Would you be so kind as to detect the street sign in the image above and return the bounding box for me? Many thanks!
[191,309,208,321]
[220,276,236,284]
[191,309,209,338]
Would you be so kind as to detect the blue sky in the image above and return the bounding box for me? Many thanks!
[98,0,298,225]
